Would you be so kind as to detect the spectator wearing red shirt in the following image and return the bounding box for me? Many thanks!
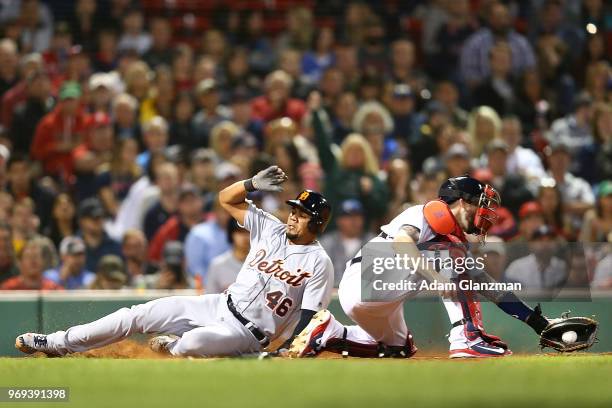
[251,70,306,123]
[31,81,87,182]
[0,238,63,290]
[148,185,203,263]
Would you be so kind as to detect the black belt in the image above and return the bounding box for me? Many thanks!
[452,319,467,328]
[349,256,362,266]
[349,232,391,266]
[226,295,270,348]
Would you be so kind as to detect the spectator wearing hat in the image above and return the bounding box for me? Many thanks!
[579,180,612,243]
[443,142,471,178]
[206,219,250,294]
[89,255,127,290]
[501,115,545,180]
[251,70,306,124]
[184,199,231,284]
[77,198,121,272]
[192,79,231,147]
[0,222,18,285]
[148,184,203,263]
[121,229,156,287]
[9,69,53,155]
[152,241,188,289]
[88,73,114,114]
[72,111,115,202]
[6,154,56,231]
[506,201,546,263]
[0,238,63,290]
[503,225,567,290]
[389,83,422,143]
[137,116,169,170]
[320,199,375,285]
[545,140,595,220]
[31,81,87,182]
[43,236,95,289]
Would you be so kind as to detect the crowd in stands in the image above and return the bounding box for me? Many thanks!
[0,0,610,292]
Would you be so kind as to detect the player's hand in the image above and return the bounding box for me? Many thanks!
[251,165,288,192]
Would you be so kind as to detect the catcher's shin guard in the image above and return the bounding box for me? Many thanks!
[325,328,417,358]
[454,283,508,350]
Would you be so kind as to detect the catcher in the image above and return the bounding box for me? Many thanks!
[287,176,598,358]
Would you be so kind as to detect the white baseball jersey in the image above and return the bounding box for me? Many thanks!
[380,204,436,243]
[227,201,334,341]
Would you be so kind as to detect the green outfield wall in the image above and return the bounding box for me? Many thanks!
[1,291,609,357]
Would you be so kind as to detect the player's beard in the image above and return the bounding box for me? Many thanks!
[286,231,299,241]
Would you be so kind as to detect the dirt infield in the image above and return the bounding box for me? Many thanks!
[25,338,594,360]
[23,339,451,359]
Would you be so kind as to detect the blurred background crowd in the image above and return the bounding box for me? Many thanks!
[0,0,610,292]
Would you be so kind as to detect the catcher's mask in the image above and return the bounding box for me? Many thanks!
[438,176,501,237]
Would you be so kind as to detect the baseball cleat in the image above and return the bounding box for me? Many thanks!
[15,333,58,356]
[288,309,332,358]
[449,340,512,359]
[149,335,178,354]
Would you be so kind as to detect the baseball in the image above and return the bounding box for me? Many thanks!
[562,330,578,344]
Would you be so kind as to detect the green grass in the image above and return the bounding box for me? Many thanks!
[1,355,611,408]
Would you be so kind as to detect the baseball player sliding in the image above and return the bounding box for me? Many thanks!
[15,166,335,358]
[288,176,597,359]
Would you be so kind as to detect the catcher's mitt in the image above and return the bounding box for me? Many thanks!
[540,313,599,352]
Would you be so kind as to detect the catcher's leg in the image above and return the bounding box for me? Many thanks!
[17,295,221,356]
[289,262,417,358]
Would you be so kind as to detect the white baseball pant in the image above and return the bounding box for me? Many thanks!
[45,294,261,357]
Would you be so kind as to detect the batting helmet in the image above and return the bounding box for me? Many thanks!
[286,190,331,234]
[438,175,500,236]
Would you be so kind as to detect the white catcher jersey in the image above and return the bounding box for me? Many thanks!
[380,204,436,244]
[227,202,334,341]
